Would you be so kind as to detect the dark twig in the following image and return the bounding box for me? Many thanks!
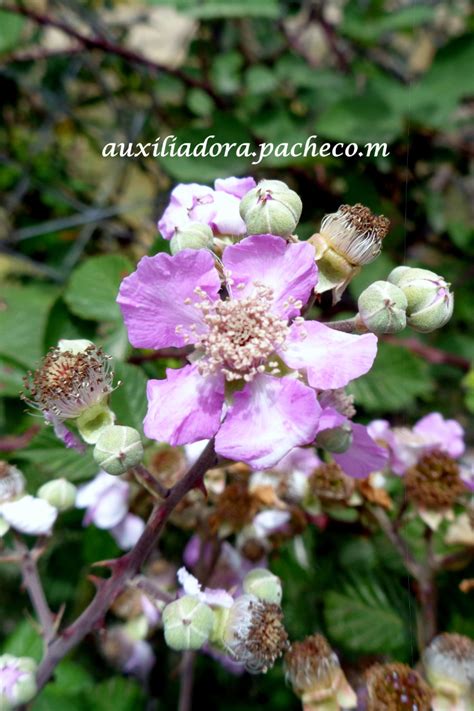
[178,651,196,711]
[0,4,225,108]
[0,425,41,452]
[35,440,217,693]
[14,539,56,647]
[384,336,471,371]
[133,464,169,499]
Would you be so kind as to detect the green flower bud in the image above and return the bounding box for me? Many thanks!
[243,569,282,604]
[0,654,37,709]
[170,222,214,255]
[37,478,77,511]
[239,180,302,237]
[315,423,354,453]
[162,595,214,651]
[357,280,407,334]
[93,425,143,475]
[388,267,454,333]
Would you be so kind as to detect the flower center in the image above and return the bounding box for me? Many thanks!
[195,285,289,382]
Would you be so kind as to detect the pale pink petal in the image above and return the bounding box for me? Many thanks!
[414,413,465,458]
[273,446,321,475]
[177,567,202,596]
[253,509,291,537]
[333,423,389,479]
[201,191,246,235]
[214,177,256,199]
[89,480,129,529]
[76,471,119,509]
[144,364,224,446]
[202,588,234,608]
[117,250,220,349]
[111,514,145,549]
[222,235,317,318]
[158,183,214,239]
[215,374,321,468]
[141,594,161,626]
[280,321,378,389]
[317,406,347,432]
[0,496,57,535]
[123,640,155,679]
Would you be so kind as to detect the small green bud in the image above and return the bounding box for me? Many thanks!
[77,402,115,444]
[0,654,37,709]
[170,222,214,255]
[162,595,214,651]
[357,280,407,334]
[239,180,302,237]
[388,267,454,333]
[93,425,143,475]
[315,423,353,453]
[37,478,77,511]
[243,569,282,604]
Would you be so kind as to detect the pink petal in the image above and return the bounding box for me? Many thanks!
[214,176,256,199]
[414,413,465,458]
[222,235,317,319]
[199,191,246,235]
[117,250,220,349]
[281,321,378,389]
[90,481,129,529]
[144,363,225,446]
[215,374,321,468]
[273,446,321,476]
[317,406,347,432]
[333,423,389,478]
[76,472,121,509]
[111,513,145,549]
[158,183,214,239]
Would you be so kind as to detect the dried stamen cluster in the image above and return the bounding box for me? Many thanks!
[310,462,355,502]
[320,203,390,266]
[22,344,114,422]
[366,663,432,711]
[405,449,466,510]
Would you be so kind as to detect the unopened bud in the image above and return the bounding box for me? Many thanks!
[239,180,302,237]
[357,280,407,334]
[423,633,474,711]
[170,222,213,255]
[388,267,453,333]
[37,478,77,511]
[93,425,143,475]
[162,595,214,651]
[315,423,353,453]
[243,569,282,604]
[0,655,37,709]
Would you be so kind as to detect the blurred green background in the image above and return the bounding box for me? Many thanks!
[0,0,473,708]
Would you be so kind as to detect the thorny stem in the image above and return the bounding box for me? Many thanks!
[14,539,56,648]
[178,651,196,711]
[132,464,169,499]
[323,317,361,333]
[35,439,217,694]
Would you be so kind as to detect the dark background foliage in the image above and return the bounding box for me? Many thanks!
[0,0,473,708]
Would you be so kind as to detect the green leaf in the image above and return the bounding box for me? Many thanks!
[315,92,402,144]
[15,428,97,484]
[110,361,148,434]
[64,255,133,323]
[0,355,26,397]
[3,620,43,662]
[0,284,58,369]
[88,677,146,711]
[341,6,435,43]
[348,342,434,412]
[149,0,281,18]
[158,114,254,182]
[0,10,25,53]
[324,573,411,656]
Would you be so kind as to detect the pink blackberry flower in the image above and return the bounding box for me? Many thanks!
[118,234,377,468]
[158,177,256,239]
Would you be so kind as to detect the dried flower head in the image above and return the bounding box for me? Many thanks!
[405,450,466,510]
[318,389,356,419]
[284,634,357,710]
[0,462,25,504]
[208,481,258,535]
[320,204,390,267]
[22,342,114,424]
[423,633,474,710]
[366,663,432,711]
[222,594,288,673]
[310,462,355,502]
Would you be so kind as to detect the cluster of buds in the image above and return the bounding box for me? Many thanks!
[161,567,288,673]
[423,633,474,711]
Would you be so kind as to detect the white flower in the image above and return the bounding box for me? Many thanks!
[0,495,57,536]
